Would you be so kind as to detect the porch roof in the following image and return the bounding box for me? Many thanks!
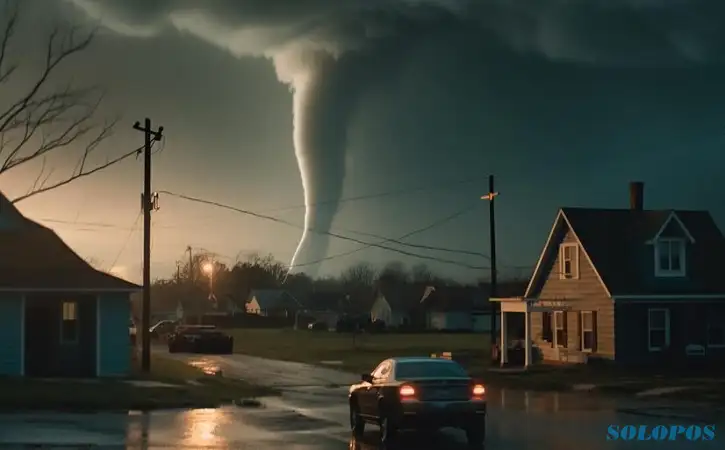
[490,297,571,313]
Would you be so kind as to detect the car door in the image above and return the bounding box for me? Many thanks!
[359,360,390,416]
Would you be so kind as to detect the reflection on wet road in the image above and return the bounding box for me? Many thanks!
[0,350,721,449]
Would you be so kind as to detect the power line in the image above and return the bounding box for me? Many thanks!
[291,202,482,268]
[334,225,491,259]
[107,211,142,271]
[157,190,489,271]
[257,175,485,213]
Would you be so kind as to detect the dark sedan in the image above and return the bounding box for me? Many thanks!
[348,357,486,447]
[167,325,234,354]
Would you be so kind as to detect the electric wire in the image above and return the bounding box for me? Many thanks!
[290,201,483,269]
[157,190,489,271]
[256,175,486,213]
[107,210,142,272]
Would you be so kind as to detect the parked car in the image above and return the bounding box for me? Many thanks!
[308,321,328,331]
[348,357,487,447]
[150,320,178,341]
[167,325,234,354]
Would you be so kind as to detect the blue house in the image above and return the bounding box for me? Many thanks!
[0,194,140,377]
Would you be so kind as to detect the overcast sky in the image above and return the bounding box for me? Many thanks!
[2,0,725,283]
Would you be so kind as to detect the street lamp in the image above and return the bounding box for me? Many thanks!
[202,261,215,305]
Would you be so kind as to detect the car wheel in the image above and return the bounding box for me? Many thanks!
[349,403,365,437]
[465,422,486,448]
[379,412,397,446]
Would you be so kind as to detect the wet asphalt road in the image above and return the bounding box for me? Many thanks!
[0,350,722,449]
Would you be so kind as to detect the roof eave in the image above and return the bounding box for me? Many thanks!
[0,287,141,293]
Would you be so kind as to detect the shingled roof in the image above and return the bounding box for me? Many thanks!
[526,207,725,297]
[0,193,140,292]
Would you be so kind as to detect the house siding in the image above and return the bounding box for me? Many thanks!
[98,293,131,377]
[615,301,725,366]
[472,313,500,333]
[0,294,22,375]
[370,295,393,324]
[427,311,473,331]
[529,225,615,360]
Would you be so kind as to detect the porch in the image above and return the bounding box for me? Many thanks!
[490,297,580,368]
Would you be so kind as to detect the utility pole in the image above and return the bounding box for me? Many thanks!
[481,175,499,346]
[187,246,194,283]
[133,118,163,373]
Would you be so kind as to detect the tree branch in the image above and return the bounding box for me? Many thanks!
[0,0,123,202]
[11,144,143,204]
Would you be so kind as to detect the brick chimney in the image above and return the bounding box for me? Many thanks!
[629,182,644,211]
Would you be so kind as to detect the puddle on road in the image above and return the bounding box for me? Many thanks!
[239,410,340,432]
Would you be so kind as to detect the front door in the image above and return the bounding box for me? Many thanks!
[25,296,96,377]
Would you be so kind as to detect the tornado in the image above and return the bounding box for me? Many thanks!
[276,50,358,277]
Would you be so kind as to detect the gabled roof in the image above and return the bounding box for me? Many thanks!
[247,289,301,310]
[526,207,725,297]
[0,194,140,292]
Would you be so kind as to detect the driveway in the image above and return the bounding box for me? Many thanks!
[0,349,721,448]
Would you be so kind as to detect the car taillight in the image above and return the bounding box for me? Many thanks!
[472,384,485,396]
[399,385,416,398]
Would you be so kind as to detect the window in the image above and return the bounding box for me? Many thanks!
[648,308,670,351]
[706,311,725,348]
[395,360,468,379]
[61,301,79,343]
[654,239,686,277]
[554,311,567,347]
[581,311,597,352]
[559,243,579,279]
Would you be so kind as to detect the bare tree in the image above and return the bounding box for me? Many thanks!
[0,1,133,204]
[340,261,377,289]
[377,261,408,286]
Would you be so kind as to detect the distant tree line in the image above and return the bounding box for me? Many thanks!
[139,251,488,316]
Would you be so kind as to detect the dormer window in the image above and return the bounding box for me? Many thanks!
[559,243,579,279]
[654,238,686,277]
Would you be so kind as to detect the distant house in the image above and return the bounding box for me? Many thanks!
[370,284,427,327]
[421,285,483,331]
[0,193,141,377]
[301,291,349,328]
[245,289,301,317]
[494,182,725,367]
[421,282,526,332]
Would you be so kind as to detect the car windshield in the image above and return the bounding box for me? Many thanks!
[395,360,468,379]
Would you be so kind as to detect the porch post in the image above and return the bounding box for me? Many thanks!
[524,302,532,368]
[499,309,507,366]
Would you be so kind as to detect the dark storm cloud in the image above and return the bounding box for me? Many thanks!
[66,0,725,274]
[69,0,725,65]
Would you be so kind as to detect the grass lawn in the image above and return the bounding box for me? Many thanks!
[226,328,491,374]
[224,328,725,405]
[0,354,277,412]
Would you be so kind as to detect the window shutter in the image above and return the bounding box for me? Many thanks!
[577,312,583,350]
[563,311,568,347]
[592,312,598,352]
